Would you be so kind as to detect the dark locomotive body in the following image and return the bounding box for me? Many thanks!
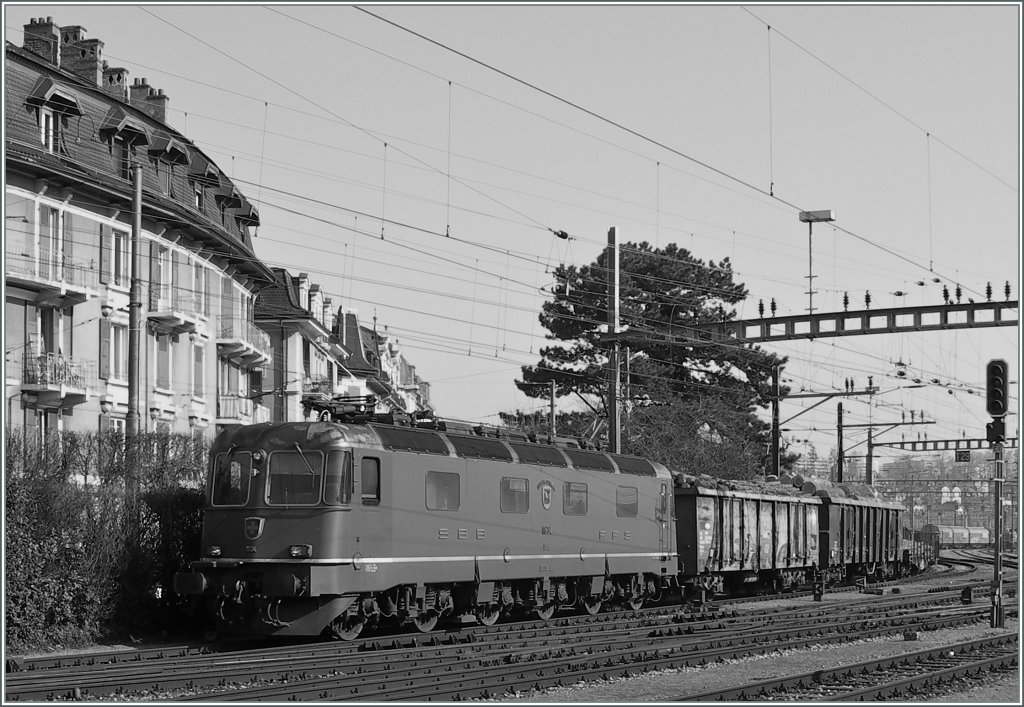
[174,421,674,638]
[175,420,929,639]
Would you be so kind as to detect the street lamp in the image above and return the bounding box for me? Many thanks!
[798,210,835,316]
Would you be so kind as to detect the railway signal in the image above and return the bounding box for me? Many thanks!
[986,359,1009,417]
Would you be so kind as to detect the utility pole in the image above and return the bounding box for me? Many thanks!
[548,380,555,439]
[836,402,844,483]
[126,163,142,438]
[866,426,873,484]
[606,226,620,454]
[770,364,780,478]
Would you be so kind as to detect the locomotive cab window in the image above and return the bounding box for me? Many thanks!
[616,486,638,518]
[426,471,461,511]
[361,457,381,506]
[500,477,529,513]
[563,482,588,516]
[267,450,324,506]
[211,452,251,506]
[325,450,353,505]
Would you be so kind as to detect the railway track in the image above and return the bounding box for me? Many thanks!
[675,634,1018,701]
[5,583,1012,702]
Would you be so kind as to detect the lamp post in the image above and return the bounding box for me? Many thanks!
[798,210,835,316]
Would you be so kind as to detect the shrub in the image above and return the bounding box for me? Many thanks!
[4,427,209,651]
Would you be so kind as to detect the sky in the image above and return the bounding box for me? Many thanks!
[4,3,1020,471]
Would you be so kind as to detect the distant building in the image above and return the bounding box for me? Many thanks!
[254,268,433,421]
[4,17,273,441]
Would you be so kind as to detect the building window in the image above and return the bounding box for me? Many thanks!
[39,107,58,152]
[158,160,175,197]
[155,333,171,390]
[192,343,204,397]
[109,322,127,382]
[192,181,204,210]
[500,477,529,514]
[193,262,205,316]
[563,482,588,516]
[426,471,460,511]
[112,230,130,287]
[112,135,131,180]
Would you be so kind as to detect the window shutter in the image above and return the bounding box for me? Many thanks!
[99,318,111,380]
[99,224,110,284]
[172,249,184,308]
[204,268,212,316]
[149,241,160,309]
[39,206,51,257]
[62,212,74,265]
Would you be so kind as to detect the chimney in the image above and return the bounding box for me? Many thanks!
[145,88,169,123]
[128,77,169,123]
[60,26,104,86]
[24,17,60,65]
[101,61,129,101]
[323,298,334,332]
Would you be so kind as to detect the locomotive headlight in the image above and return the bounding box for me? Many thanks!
[289,544,313,559]
[206,545,222,557]
[252,449,266,464]
[704,522,711,531]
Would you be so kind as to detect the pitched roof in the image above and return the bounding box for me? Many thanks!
[255,268,308,320]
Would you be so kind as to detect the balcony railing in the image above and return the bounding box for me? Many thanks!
[149,290,204,334]
[217,394,253,420]
[5,246,99,293]
[22,352,96,391]
[252,404,271,424]
[217,318,272,364]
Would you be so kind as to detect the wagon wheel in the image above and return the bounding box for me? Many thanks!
[581,596,603,616]
[328,616,364,641]
[534,603,557,621]
[475,604,502,626]
[412,612,438,633]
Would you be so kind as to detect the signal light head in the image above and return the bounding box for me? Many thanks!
[986,359,1009,417]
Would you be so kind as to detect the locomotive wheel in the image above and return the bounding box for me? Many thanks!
[412,612,438,633]
[329,616,364,641]
[627,596,644,611]
[475,605,502,626]
[581,596,603,616]
[534,604,557,621]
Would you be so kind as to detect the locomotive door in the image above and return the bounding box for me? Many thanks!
[656,482,672,559]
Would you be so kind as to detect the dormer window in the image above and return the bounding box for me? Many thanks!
[187,154,219,215]
[26,78,83,155]
[148,137,189,199]
[99,107,150,181]
[39,106,58,152]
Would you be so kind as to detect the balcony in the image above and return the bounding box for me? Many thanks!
[252,404,271,424]
[217,318,272,367]
[4,246,97,305]
[149,289,204,335]
[217,393,253,425]
[21,352,96,407]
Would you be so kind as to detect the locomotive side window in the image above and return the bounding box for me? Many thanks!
[500,477,529,513]
[361,457,381,506]
[616,486,638,518]
[563,482,588,516]
[211,452,251,506]
[267,450,324,505]
[324,450,353,505]
[426,471,460,511]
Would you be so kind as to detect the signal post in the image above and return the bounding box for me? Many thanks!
[986,359,1009,628]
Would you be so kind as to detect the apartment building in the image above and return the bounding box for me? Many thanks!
[4,18,273,440]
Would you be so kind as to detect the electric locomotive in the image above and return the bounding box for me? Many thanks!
[173,419,675,639]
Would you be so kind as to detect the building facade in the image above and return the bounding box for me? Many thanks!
[4,18,273,441]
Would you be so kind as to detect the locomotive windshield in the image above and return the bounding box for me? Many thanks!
[267,450,324,505]
[212,452,252,506]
